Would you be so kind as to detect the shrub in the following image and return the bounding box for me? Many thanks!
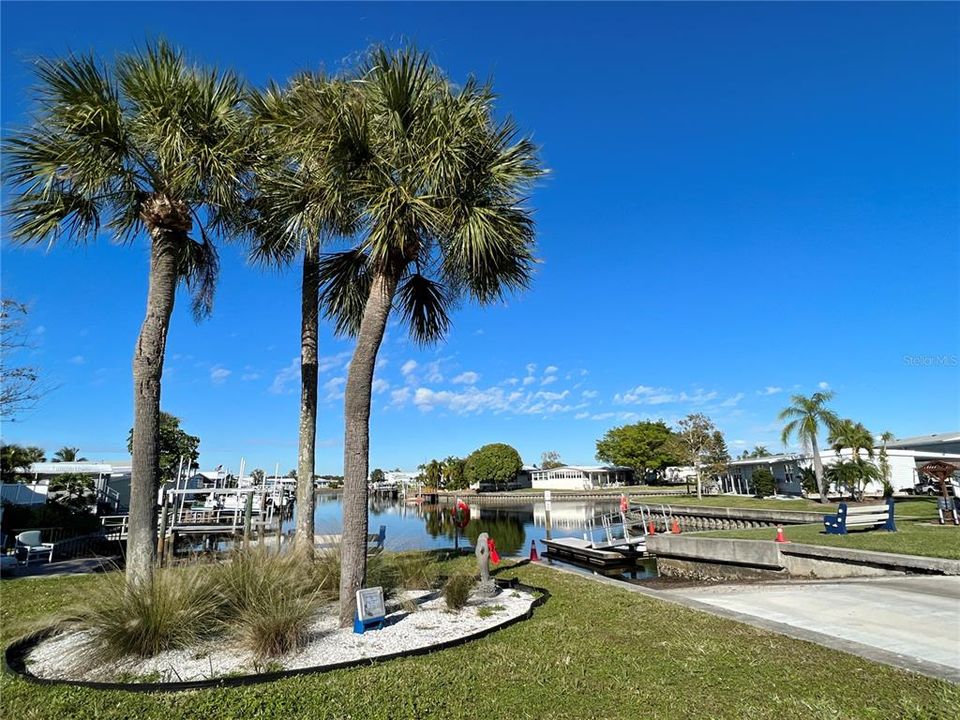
[210,548,323,657]
[392,551,440,590]
[752,468,776,497]
[66,566,220,664]
[443,573,475,611]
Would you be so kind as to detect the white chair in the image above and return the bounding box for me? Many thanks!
[15,531,55,565]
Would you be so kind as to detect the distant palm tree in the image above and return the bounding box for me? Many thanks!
[320,47,542,625]
[779,392,839,504]
[52,446,86,462]
[4,42,251,586]
[750,445,770,458]
[243,76,362,559]
[878,431,895,494]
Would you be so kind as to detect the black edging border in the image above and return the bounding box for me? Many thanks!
[3,577,550,693]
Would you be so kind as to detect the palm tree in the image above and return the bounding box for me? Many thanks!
[878,431,895,495]
[750,445,770,458]
[825,457,880,501]
[828,419,875,461]
[319,48,542,625]
[779,391,839,504]
[4,42,251,586]
[52,446,86,462]
[243,76,362,559]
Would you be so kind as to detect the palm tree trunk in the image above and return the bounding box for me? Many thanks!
[128,234,179,587]
[811,435,828,504]
[295,251,320,560]
[695,458,702,500]
[339,270,398,627]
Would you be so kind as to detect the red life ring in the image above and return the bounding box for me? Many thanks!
[451,499,471,529]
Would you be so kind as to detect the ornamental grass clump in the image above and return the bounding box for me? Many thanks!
[443,573,475,611]
[211,547,323,658]
[66,565,220,664]
[393,551,441,591]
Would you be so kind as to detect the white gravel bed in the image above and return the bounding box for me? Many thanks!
[26,588,536,683]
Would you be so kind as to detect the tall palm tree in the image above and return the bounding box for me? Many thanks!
[52,446,86,462]
[878,430,895,494]
[750,445,770,458]
[243,76,362,559]
[319,48,542,625]
[779,391,839,504]
[4,42,251,586]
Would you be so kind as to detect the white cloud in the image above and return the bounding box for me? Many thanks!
[534,390,569,401]
[401,360,418,377]
[504,377,519,386]
[269,357,299,395]
[390,387,411,406]
[424,360,444,384]
[210,366,232,385]
[614,385,718,406]
[818,381,830,390]
[33,325,45,335]
[733,439,747,446]
[69,355,85,365]
[452,371,480,385]
[575,412,591,420]
[319,351,353,374]
[758,386,782,396]
[544,365,558,374]
[720,393,745,407]
[540,375,558,386]
[522,376,536,386]
[241,372,260,382]
[581,390,598,399]
[525,363,537,375]
[323,376,346,401]
[372,378,390,394]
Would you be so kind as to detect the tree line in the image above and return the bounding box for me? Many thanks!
[3,41,542,625]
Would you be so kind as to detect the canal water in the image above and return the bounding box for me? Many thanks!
[289,492,657,581]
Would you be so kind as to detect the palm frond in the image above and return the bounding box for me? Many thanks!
[395,272,451,346]
[177,230,220,320]
[317,249,372,337]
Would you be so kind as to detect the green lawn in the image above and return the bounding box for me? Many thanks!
[640,494,940,518]
[2,561,956,719]
[702,520,960,560]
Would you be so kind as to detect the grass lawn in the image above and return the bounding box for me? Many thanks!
[702,520,960,560]
[640,494,941,518]
[2,560,957,719]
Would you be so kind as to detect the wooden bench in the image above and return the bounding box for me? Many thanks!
[823,499,896,535]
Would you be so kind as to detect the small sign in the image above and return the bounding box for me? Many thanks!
[356,586,386,621]
[544,490,552,511]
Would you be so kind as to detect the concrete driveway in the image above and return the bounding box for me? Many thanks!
[665,576,960,682]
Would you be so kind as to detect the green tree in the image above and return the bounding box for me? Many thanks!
[243,76,363,560]
[52,447,86,462]
[595,420,679,481]
[778,391,839,504]
[418,459,443,489]
[0,444,46,482]
[370,468,385,484]
[442,456,467,491]
[828,419,875,461]
[318,47,542,626]
[5,41,251,587]
[464,443,523,491]
[49,472,95,510]
[799,466,819,496]
[127,411,200,485]
[670,414,719,500]
[751,467,776,498]
[825,458,880,501]
[540,451,563,470]
[750,445,770,458]
[704,430,730,491]
[250,468,265,484]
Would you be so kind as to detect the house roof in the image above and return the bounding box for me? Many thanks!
[886,432,960,448]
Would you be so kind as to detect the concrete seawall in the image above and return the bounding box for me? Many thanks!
[646,534,960,580]
[633,503,826,531]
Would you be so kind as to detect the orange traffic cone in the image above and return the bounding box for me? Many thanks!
[774,524,789,543]
[671,518,681,534]
[529,540,539,562]
[647,520,656,535]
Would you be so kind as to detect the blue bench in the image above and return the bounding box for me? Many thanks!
[823,499,896,535]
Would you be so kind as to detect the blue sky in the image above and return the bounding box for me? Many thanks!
[2,2,958,474]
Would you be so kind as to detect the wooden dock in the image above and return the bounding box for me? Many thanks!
[542,536,649,575]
